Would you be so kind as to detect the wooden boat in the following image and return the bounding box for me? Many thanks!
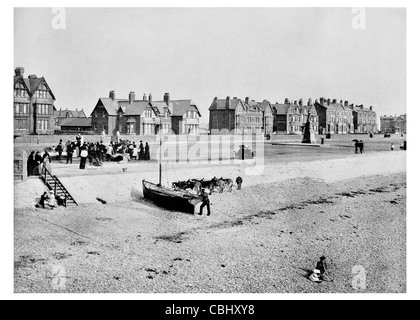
[142,116,202,214]
[142,180,202,214]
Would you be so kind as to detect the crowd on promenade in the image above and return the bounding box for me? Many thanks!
[27,134,152,175]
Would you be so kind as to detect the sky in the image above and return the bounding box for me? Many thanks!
[14,7,406,123]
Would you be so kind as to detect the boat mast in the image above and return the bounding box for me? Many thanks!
[159,115,162,186]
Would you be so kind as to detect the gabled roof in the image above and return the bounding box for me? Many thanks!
[209,98,243,111]
[150,101,171,115]
[23,76,56,100]
[272,103,291,115]
[14,76,31,94]
[171,100,201,117]
[94,98,122,116]
[124,101,154,116]
[55,109,87,118]
[60,117,92,127]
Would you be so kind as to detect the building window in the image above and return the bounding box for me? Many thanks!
[37,104,50,115]
[14,82,28,97]
[127,123,135,134]
[37,120,49,131]
[14,103,29,115]
[15,119,28,131]
[34,84,51,99]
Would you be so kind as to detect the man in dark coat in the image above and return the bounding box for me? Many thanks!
[145,142,150,161]
[139,141,145,160]
[56,139,63,160]
[359,140,364,154]
[199,189,211,216]
[27,151,35,176]
[66,142,74,164]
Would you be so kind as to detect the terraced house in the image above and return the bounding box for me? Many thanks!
[272,98,319,134]
[91,91,201,135]
[351,105,378,133]
[209,96,270,135]
[314,98,354,134]
[13,67,56,135]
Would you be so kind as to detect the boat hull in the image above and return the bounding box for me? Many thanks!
[142,180,201,214]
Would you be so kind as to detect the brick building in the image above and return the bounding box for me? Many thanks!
[272,98,319,135]
[14,67,56,135]
[54,108,87,129]
[352,105,378,133]
[380,114,406,134]
[209,97,267,135]
[92,91,201,135]
[314,98,354,134]
[60,118,92,132]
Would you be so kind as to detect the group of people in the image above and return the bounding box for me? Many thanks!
[27,151,52,176]
[35,190,57,209]
[116,140,151,161]
[354,140,365,154]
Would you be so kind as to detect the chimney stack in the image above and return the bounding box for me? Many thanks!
[285,98,290,104]
[109,91,115,101]
[308,98,313,106]
[143,94,147,101]
[345,101,349,107]
[225,96,230,108]
[15,67,24,77]
[245,97,250,104]
[320,97,325,105]
[294,100,298,105]
[332,99,337,104]
[327,98,331,105]
[360,104,364,110]
[164,93,170,106]
[370,106,373,111]
[299,99,303,106]
[129,92,135,105]
[149,93,152,102]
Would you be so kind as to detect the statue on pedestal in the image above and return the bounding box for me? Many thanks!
[302,113,317,144]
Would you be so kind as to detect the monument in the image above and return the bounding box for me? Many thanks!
[302,113,317,144]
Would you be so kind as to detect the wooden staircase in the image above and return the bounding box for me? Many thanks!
[41,168,78,207]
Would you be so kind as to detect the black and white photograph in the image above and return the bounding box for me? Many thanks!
[4,1,419,302]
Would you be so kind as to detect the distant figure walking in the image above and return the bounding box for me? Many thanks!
[145,142,150,161]
[236,176,243,190]
[199,189,211,216]
[391,143,395,151]
[359,140,364,154]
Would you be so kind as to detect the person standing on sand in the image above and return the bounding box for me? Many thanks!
[199,189,211,216]
[359,140,364,154]
[139,141,145,160]
[391,143,395,151]
[236,176,243,190]
[66,142,74,164]
[145,142,150,160]
[56,139,63,161]
[27,151,35,176]
[79,143,88,169]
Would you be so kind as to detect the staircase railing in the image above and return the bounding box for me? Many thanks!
[42,166,71,207]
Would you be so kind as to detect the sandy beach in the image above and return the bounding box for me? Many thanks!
[14,148,406,293]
